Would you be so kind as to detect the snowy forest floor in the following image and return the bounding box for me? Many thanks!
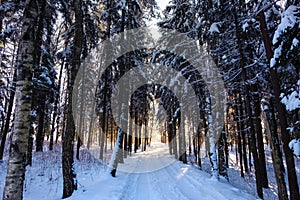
[0,141,299,199]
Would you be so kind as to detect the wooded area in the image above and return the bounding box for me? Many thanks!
[0,0,299,199]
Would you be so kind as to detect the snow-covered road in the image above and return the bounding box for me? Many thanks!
[69,143,256,200]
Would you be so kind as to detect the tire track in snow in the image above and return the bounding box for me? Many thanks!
[119,158,141,200]
[159,159,255,200]
[120,145,214,200]
[116,143,255,200]
[120,160,172,199]
[151,165,190,200]
[164,162,224,199]
[156,158,215,199]
[119,147,189,200]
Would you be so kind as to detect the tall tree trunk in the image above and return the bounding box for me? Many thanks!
[36,99,46,152]
[134,113,138,153]
[199,112,207,167]
[252,84,268,187]
[167,117,173,155]
[258,12,299,200]
[31,0,47,154]
[234,94,244,177]
[179,116,187,163]
[218,129,228,179]
[197,128,202,168]
[181,125,187,164]
[99,81,107,160]
[76,66,86,160]
[57,77,68,143]
[172,119,178,159]
[27,92,37,166]
[263,100,288,200]
[143,124,147,152]
[99,117,105,160]
[86,99,95,150]
[233,5,263,196]
[207,97,219,179]
[0,71,17,160]
[50,60,64,150]
[138,122,142,148]
[2,1,39,199]
[62,0,83,197]
[239,97,248,174]
[109,128,123,177]
[178,124,183,161]
[128,113,133,155]
[188,123,192,155]
[0,38,17,156]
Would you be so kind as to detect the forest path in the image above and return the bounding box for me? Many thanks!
[69,143,256,200]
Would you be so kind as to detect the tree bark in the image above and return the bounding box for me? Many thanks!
[252,84,268,187]
[239,97,248,174]
[258,12,299,200]
[234,94,244,177]
[76,66,86,160]
[62,0,83,197]
[2,1,39,199]
[172,119,178,159]
[134,113,138,153]
[0,71,17,160]
[109,128,123,177]
[50,55,65,150]
[207,97,219,179]
[233,5,263,196]
[218,129,228,179]
[263,100,288,200]
[36,99,46,152]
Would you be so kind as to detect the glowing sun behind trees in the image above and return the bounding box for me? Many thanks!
[72,27,226,175]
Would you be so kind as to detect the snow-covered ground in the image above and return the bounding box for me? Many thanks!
[0,141,298,199]
[0,142,257,199]
[69,143,256,200]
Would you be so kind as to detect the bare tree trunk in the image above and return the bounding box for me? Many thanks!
[182,126,187,163]
[138,122,142,148]
[36,99,46,152]
[143,124,147,152]
[197,129,201,168]
[86,106,95,150]
[0,71,17,160]
[218,129,228,179]
[258,12,299,200]
[109,128,123,177]
[179,115,187,163]
[128,113,133,155]
[33,0,47,153]
[262,100,288,200]
[57,77,68,143]
[234,94,244,177]
[99,115,106,160]
[188,123,192,155]
[178,123,183,161]
[172,119,178,159]
[134,113,138,153]
[50,59,64,150]
[2,1,39,199]
[76,66,86,160]
[207,97,219,179]
[233,6,263,196]
[62,0,83,197]
[252,84,268,187]
[167,117,172,155]
[99,82,107,160]
[239,98,248,174]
